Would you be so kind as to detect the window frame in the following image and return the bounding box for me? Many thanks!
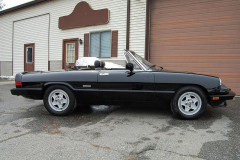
[89,30,112,58]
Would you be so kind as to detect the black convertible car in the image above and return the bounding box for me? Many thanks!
[11,50,235,119]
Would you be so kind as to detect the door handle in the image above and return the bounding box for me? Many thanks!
[99,73,109,76]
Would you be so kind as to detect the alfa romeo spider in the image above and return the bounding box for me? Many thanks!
[11,50,235,119]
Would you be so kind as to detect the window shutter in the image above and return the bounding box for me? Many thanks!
[84,33,89,57]
[111,30,118,57]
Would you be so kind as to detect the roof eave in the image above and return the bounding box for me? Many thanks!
[0,0,51,16]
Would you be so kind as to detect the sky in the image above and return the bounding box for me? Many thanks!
[2,0,33,10]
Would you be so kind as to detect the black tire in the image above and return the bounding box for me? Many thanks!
[43,85,76,116]
[170,86,207,120]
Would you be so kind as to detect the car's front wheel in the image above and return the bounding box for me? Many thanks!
[43,85,76,116]
[170,86,207,120]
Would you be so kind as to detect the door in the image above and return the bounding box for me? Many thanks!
[98,70,155,101]
[150,0,240,94]
[24,43,35,72]
[63,38,79,69]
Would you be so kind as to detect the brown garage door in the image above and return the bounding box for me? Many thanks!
[150,0,240,95]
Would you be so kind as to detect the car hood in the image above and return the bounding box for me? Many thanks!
[160,69,219,79]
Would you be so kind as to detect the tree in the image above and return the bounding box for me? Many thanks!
[0,0,5,10]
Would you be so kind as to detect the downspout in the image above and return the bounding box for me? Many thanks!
[145,0,150,61]
[126,0,130,50]
[48,14,50,71]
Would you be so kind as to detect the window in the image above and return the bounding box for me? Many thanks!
[66,43,75,63]
[26,47,33,63]
[90,31,111,58]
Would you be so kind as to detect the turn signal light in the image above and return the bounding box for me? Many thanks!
[212,97,219,100]
[15,82,22,86]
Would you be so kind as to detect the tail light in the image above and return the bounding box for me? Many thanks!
[15,82,22,87]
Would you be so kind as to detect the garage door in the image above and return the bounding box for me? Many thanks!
[150,0,240,94]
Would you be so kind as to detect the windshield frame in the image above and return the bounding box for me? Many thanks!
[123,50,156,71]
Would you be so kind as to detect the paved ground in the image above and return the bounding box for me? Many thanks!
[0,81,239,160]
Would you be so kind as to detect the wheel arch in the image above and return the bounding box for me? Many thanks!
[173,84,209,102]
[41,82,75,99]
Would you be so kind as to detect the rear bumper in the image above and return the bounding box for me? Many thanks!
[209,91,235,108]
[11,88,42,100]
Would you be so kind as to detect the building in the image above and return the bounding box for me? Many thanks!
[0,0,239,94]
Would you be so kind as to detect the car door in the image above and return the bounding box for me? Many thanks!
[98,70,155,101]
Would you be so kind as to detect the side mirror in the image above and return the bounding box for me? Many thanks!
[126,63,134,72]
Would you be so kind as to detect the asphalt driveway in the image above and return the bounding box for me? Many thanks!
[0,81,239,160]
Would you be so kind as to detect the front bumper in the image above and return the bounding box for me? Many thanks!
[209,91,235,101]
[209,91,235,108]
[11,88,43,100]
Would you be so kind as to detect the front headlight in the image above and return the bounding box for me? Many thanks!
[219,78,222,86]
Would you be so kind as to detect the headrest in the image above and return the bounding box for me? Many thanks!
[94,60,105,68]
[94,60,101,68]
[100,61,105,68]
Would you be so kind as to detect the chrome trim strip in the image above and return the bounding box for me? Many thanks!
[83,85,91,88]
[74,88,175,94]
[74,89,98,91]
[155,91,175,93]
[100,90,154,92]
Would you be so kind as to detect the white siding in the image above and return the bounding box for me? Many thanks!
[0,0,132,75]
[0,13,13,61]
[49,0,127,61]
[0,2,53,68]
[129,0,147,57]
[13,14,49,75]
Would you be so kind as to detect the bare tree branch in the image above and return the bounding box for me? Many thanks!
[0,0,5,10]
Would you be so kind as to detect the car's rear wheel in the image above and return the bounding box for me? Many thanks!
[43,85,76,116]
[170,86,207,120]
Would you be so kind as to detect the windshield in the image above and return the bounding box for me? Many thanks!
[131,51,154,69]
[125,50,162,71]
